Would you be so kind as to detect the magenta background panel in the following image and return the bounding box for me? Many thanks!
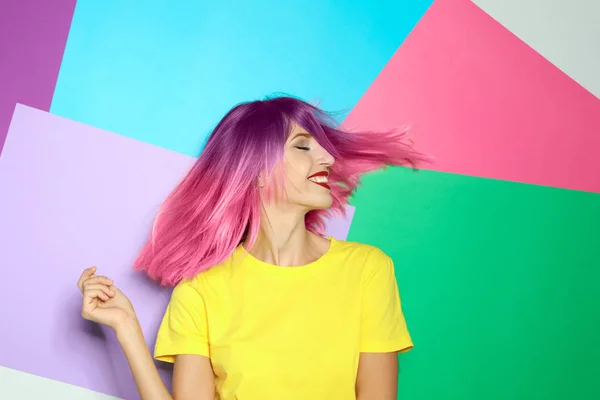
[0,0,76,154]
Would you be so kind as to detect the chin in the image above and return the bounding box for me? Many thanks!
[308,196,334,210]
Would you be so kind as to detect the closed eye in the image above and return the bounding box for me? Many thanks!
[295,146,310,151]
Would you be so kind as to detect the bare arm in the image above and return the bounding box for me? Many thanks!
[355,352,399,400]
[116,320,173,400]
[78,268,215,399]
[173,355,215,399]
[116,319,215,400]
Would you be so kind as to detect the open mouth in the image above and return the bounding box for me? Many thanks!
[307,171,330,190]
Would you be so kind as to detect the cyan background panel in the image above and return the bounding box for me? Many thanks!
[50,0,433,156]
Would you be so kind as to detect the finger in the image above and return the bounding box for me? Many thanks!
[83,283,115,298]
[77,266,97,291]
[83,288,110,302]
[81,275,114,291]
[109,285,121,294]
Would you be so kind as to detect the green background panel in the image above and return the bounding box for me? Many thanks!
[348,167,600,400]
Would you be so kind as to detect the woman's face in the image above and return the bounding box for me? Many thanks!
[276,123,335,210]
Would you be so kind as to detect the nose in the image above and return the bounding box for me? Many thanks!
[317,147,335,168]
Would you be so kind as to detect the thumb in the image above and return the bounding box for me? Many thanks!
[82,302,118,327]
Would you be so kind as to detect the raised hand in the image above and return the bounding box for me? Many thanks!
[77,266,137,331]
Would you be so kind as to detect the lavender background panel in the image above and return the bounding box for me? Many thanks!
[0,104,195,398]
[0,104,354,398]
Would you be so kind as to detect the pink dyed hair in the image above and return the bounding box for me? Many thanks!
[134,95,432,286]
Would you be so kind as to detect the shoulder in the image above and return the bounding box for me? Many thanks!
[172,250,237,295]
[170,276,203,305]
[333,238,391,261]
[332,239,393,276]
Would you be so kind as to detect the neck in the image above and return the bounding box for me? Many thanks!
[243,203,329,267]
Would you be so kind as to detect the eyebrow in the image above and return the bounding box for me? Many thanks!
[290,132,311,140]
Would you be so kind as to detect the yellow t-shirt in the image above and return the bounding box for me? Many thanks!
[154,237,413,399]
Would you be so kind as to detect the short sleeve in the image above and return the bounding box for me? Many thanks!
[360,249,414,353]
[154,279,210,363]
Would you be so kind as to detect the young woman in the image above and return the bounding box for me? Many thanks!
[77,96,430,400]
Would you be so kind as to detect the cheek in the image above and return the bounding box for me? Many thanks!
[286,172,309,193]
[283,160,310,186]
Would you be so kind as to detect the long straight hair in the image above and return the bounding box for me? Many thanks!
[133,96,432,286]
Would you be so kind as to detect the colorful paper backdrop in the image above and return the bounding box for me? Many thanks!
[1,0,599,399]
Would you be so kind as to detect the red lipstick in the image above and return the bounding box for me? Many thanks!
[307,171,328,178]
[307,171,330,190]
